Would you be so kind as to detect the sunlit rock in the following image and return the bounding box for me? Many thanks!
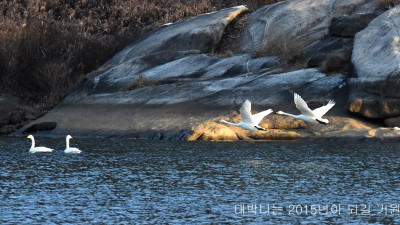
[188,122,239,141]
[248,130,301,140]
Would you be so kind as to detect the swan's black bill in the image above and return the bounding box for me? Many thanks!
[316,119,328,125]
[255,126,266,131]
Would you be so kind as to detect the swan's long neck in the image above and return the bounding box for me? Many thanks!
[30,137,35,149]
[66,137,70,149]
[279,112,299,119]
[220,119,240,127]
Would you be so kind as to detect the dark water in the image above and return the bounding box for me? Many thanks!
[1,137,400,224]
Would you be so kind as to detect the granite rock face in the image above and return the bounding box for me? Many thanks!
[65,6,249,98]
[240,0,382,66]
[349,5,400,119]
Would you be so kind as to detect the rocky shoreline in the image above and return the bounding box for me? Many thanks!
[4,1,400,141]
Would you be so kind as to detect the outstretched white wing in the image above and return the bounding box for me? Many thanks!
[294,93,314,117]
[312,100,335,117]
[239,100,255,124]
[252,109,273,125]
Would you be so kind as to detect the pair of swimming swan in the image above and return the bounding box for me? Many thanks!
[220,93,336,131]
[27,135,81,153]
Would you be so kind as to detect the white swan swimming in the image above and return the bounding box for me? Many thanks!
[27,135,53,153]
[276,93,335,125]
[64,135,81,154]
[392,127,400,131]
[220,100,273,131]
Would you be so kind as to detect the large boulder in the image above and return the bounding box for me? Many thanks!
[106,5,248,65]
[198,69,346,107]
[241,0,382,67]
[64,6,248,98]
[64,68,345,107]
[241,0,381,51]
[348,6,400,119]
[65,53,280,104]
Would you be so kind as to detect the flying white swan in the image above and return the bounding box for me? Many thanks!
[64,135,81,154]
[27,135,53,153]
[276,93,335,125]
[220,100,273,131]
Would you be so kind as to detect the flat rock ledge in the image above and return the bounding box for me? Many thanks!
[13,103,400,142]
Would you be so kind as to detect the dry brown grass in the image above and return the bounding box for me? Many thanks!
[380,0,400,8]
[255,34,310,70]
[212,12,250,57]
[320,52,349,74]
[0,17,121,107]
[121,74,159,91]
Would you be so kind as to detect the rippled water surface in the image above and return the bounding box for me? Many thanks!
[1,136,400,224]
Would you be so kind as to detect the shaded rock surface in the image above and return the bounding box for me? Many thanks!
[0,97,46,134]
[307,128,400,141]
[329,12,379,37]
[241,0,382,67]
[349,5,400,119]
[8,111,22,125]
[0,97,23,134]
[385,116,400,127]
[0,97,19,126]
[12,1,400,141]
[23,122,57,134]
[19,103,231,138]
